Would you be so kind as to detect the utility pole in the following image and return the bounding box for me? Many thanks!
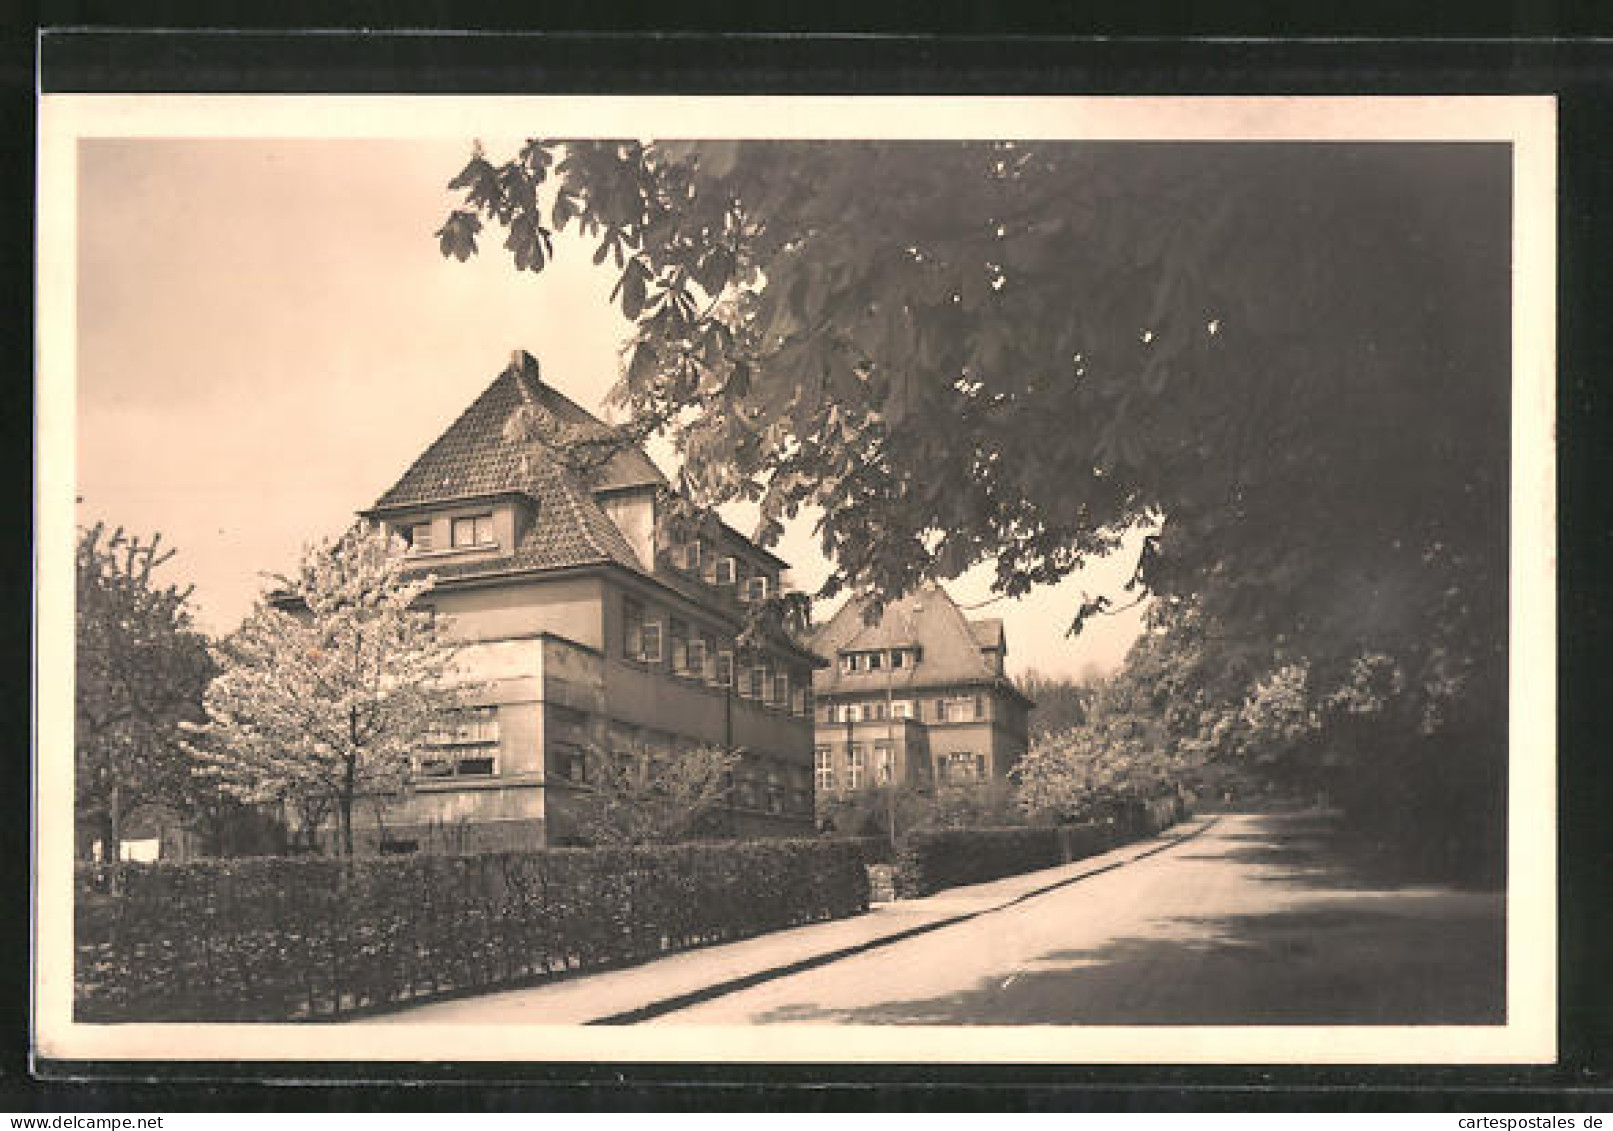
[885,652,897,854]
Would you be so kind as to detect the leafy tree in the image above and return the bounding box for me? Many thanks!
[567,740,741,846]
[76,522,214,862]
[183,522,469,857]
[816,782,935,843]
[1016,669,1097,741]
[441,139,1510,865]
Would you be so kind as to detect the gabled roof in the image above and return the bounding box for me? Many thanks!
[363,352,654,579]
[358,352,818,664]
[372,352,664,513]
[810,582,1019,697]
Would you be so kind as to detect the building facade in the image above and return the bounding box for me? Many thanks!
[809,582,1033,802]
[337,351,821,851]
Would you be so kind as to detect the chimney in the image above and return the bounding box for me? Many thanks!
[508,350,538,380]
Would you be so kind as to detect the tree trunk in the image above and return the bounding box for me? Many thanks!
[108,782,122,895]
[340,753,356,858]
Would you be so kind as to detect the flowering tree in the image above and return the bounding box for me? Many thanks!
[76,522,213,861]
[184,522,469,856]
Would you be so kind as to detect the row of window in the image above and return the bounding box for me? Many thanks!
[622,596,813,716]
[554,738,813,816]
[665,540,777,603]
[399,513,496,554]
[813,745,989,793]
[814,742,895,792]
[821,694,986,725]
[413,707,817,817]
[415,705,500,778]
[838,647,921,674]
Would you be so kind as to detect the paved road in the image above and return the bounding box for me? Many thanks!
[651,812,1504,1025]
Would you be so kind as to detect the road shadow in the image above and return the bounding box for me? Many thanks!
[753,813,1505,1026]
[1177,810,1502,893]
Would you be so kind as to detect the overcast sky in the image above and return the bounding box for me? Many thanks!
[75,137,1147,679]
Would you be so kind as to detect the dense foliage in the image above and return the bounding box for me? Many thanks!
[1015,670,1097,741]
[75,837,869,1022]
[75,523,214,861]
[183,522,471,856]
[568,740,742,846]
[442,139,1510,875]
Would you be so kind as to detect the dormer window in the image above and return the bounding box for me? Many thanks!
[452,513,495,549]
[713,557,738,586]
[741,575,771,603]
[399,522,434,552]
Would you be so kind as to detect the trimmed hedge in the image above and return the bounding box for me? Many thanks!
[75,838,868,1023]
[892,797,1185,898]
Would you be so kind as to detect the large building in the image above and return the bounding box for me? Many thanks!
[809,582,1033,799]
[340,351,822,851]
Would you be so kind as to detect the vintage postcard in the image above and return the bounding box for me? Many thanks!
[35,93,1557,1065]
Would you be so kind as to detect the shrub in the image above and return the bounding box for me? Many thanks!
[75,837,868,1022]
[892,800,1182,898]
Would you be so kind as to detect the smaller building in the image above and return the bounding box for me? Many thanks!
[809,582,1033,799]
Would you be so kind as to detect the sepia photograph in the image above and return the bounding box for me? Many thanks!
[33,94,1557,1065]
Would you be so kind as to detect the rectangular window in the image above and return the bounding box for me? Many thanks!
[640,621,663,664]
[418,705,499,778]
[672,540,702,572]
[714,650,734,688]
[765,767,784,814]
[686,638,708,678]
[452,513,495,549]
[791,686,808,717]
[746,665,768,700]
[892,700,912,720]
[975,695,986,720]
[890,649,905,669]
[847,745,865,790]
[668,618,689,673]
[772,672,789,708]
[400,522,433,552]
[840,654,855,674]
[814,746,835,792]
[713,557,737,586]
[623,596,644,658]
[554,743,587,783]
[977,753,988,780]
[846,703,862,723]
[874,741,893,785]
[868,651,882,671]
[935,698,949,722]
[741,575,769,603]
